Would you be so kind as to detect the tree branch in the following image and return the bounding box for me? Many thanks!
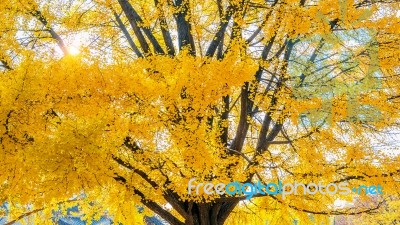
[118,0,151,54]
[113,11,144,58]
[174,0,196,55]
[114,174,185,225]
[205,6,233,57]
[30,10,69,55]
[155,0,175,56]
[118,0,165,54]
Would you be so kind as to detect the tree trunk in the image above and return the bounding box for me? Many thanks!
[183,202,239,225]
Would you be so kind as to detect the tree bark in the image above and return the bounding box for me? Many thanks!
[183,202,239,225]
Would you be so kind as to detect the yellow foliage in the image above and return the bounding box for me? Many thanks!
[0,0,399,224]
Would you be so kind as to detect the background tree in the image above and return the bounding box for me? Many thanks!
[0,0,399,224]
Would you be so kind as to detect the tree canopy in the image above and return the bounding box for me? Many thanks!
[0,0,399,224]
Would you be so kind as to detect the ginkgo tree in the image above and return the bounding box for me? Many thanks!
[0,0,399,224]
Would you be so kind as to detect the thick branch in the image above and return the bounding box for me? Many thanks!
[113,12,144,58]
[175,0,196,55]
[113,154,189,220]
[155,0,175,56]
[230,83,250,152]
[30,10,69,55]
[114,174,184,225]
[205,6,233,57]
[118,0,151,54]
[118,0,165,54]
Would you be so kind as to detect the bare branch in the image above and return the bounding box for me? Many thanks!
[113,11,144,58]
[118,0,150,54]
[118,0,165,54]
